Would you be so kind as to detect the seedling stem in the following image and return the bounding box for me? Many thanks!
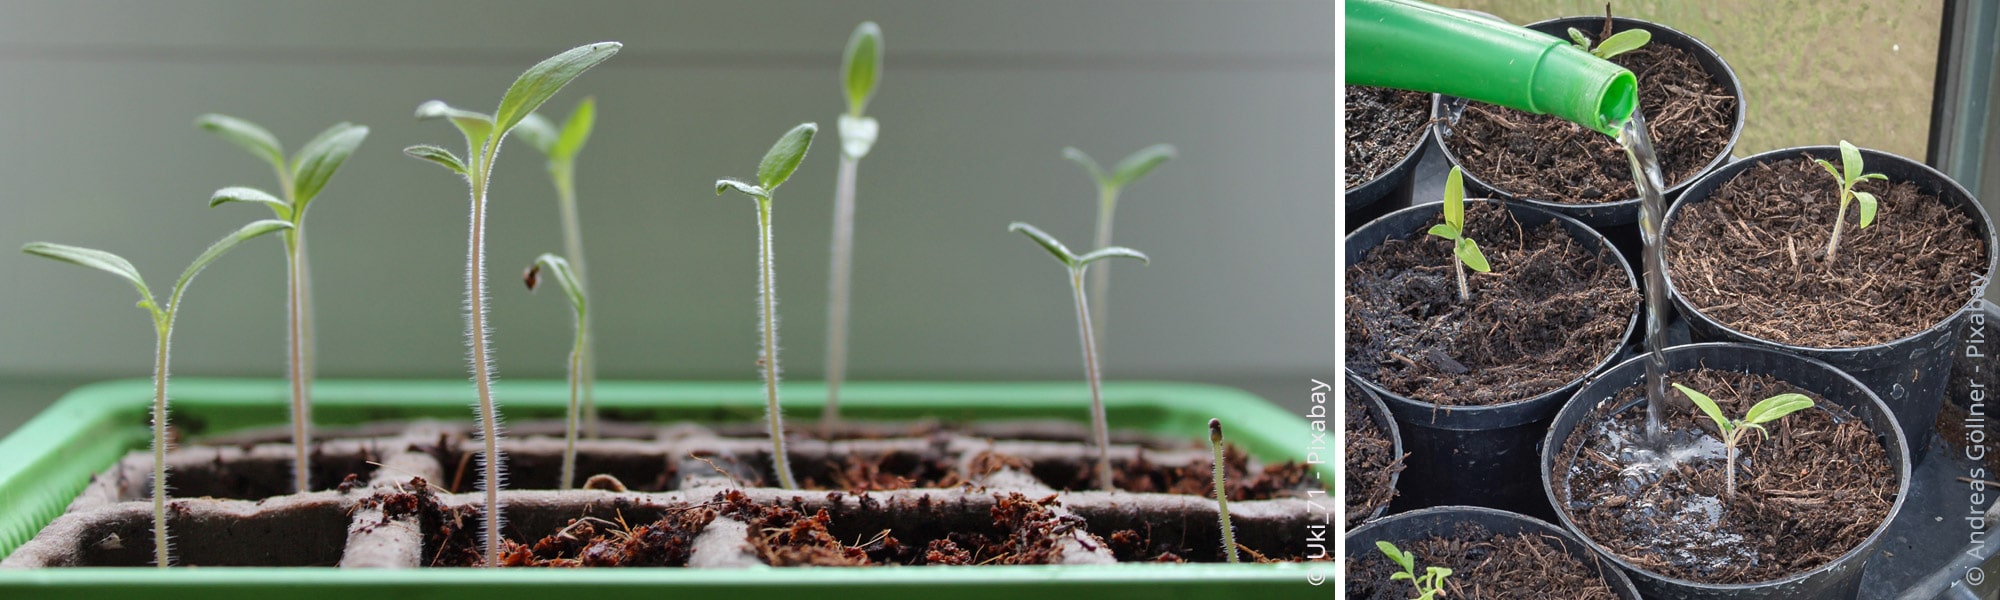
[1209,419,1239,563]
[823,22,884,436]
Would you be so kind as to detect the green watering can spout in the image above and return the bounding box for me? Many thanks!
[1347,0,1638,136]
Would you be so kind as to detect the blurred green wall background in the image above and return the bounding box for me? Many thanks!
[0,1,1337,436]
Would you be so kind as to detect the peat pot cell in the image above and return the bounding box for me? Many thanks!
[160,446,380,500]
[1031,450,1322,500]
[720,490,1072,566]
[413,491,714,567]
[1070,499,1329,563]
[63,498,349,567]
[489,446,679,493]
[711,450,968,491]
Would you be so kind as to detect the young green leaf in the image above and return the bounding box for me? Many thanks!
[1110,144,1176,188]
[1008,222,1078,267]
[715,178,768,201]
[1376,541,1415,573]
[1592,29,1652,59]
[553,97,596,161]
[1742,393,1814,427]
[1455,238,1490,273]
[1426,223,1460,241]
[1840,140,1863,183]
[525,253,586,318]
[755,123,818,191]
[404,145,468,176]
[194,114,284,171]
[173,220,294,298]
[209,187,291,217]
[416,100,496,156]
[1568,27,1591,50]
[842,22,883,117]
[1075,246,1150,267]
[1674,382,1734,436]
[1856,191,1879,228]
[1063,147,1108,186]
[494,42,622,135]
[20,242,155,306]
[1442,166,1466,230]
[290,123,369,206]
[514,113,561,155]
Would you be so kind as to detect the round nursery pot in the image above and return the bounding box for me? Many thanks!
[1345,505,1641,599]
[1542,343,1911,600]
[1664,145,1998,462]
[1345,86,1434,228]
[1433,15,1744,265]
[1346,199,1639,519]
[1345,372,1403,527]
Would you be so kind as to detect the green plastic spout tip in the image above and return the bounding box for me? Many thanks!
[1346,0,1638,136]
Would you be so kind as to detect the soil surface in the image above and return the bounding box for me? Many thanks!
[383,477,717,567]
[1347,525,1621,599]
[1668,156,1986,347]
[1556,369,1896,584]
[718,490,1069,566]
[1037,445,1322,500]
[1346,393,1403,526]
[1347,203,1636,405]
[1346,86,1431,189]
[1441,23,1734,205]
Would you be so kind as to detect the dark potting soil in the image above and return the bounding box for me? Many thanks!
[1035,445,1324,500]
[1556,369,1896,584]
[387,477,717,567]
[718,490,1067,566]
[1346,525,1621,599]
[1345,393,1402,527]
[1668,157,1986,347]
[1441,25,1734,204]
[1346,203,1636,405]
[1345,86,1431,189]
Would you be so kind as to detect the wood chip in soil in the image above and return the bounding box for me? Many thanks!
[1346,85,1431,189]
[1346,203,1636,405]
[1441,24,1733,204]
[1347,525,1621,599]
[1555,369,1896,584]
[1668,156,1986,347]
[1346,392,1403,527]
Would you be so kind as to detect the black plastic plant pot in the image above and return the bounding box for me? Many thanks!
[1344,93,1434,233]
[1432,15,1745,265]
[1541,343,1912,600]
[1349,372,1403,526]
[1663,146,1999,462]
[1347,199,1639,519]
[1344,505,1641,599]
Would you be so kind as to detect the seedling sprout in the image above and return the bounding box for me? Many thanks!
[1814,140,1889,262]
[1672,383,1815,500]
[22,219,294,567]
[515,98,602,439]
[715,122,819,490]
[199,114,369,494]
[524,253,587,490]
[1209,418,1240,564]
[404,41,620,566]
[1426,166,1491,301]
[1375,541,1452,600]
[1008,222,1150,490]
[1062,143,1174,343]
[821,22,884,436]
[1567,26,1651,59]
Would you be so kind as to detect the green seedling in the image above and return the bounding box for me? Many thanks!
[1008,222,1150,490]
[1375,541,1452,600]
[1568,26,1651,59]
[22,219,294,567]
[1814,140,1889,262]
[523,254,586,490]
[716,122,819,490]
[1672,383,1815,500]
[821,22,884,436]
[404,41,620,566]
[199,114,369,494]
[1209,418,1240,564]
[1426,166,1491,301]
[1062,143,1174,345]
[516,98,602,440]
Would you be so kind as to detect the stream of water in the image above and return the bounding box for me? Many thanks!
[1616,108,1681,465]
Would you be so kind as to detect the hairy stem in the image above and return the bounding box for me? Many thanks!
[285,234,311,494]
[562,327,583,490]
[553,167,598,440]
[1210,425,1239,564]
[821,155,860,436]
[1070,268,1113,491]
[468,156,503,566]
[1824,192,1850,263]
[1454,255,1469,301]
[150,321,173,568]
[758,198,797,489]
[1088,185,1119,343]
[1725,436,1738,502]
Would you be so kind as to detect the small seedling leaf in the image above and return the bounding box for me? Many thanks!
[1443,166,1466,230]
[1673,383,1733,436]
[526,253,586,319]
[416,100,496,157]
[195,113,285,171]
[1855,191,1878,228]
[209,186,291,218]
[404,145,467,176]
[173,219,293,302]
[1008,222,1078,267]
[290,123,369,206]
[1456,238,1490,272]
[1592,29,1651,59]
[1110,143,1176,188]
[1568,27,1591,49]
[1426,223,1460,241]
[839,114,879,160]
[515,113,561,155]
[1815,158,1843,183]
[1860,173,1888,181]
[842,22,883,116]
[553,97,596,160]
[1375,541,1414,572]
[1839,140,1863,183]
[1743,393,1814,426]
[715,178,768,200]
[21,242,154,304]
[1063,148,1108,186]
[494,42,622,136]
[1076,246,1150,267]
[756,122,818,191]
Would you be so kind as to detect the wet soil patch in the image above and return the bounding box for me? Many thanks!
[1441,25,1733,204]
[1346,394,1403,526]
[1346,525,1620,599]
[1556,369,1896,583]
[1033,447,1322,499]
[1346,86,1431,189]
[1669,156,1986,347]
[718,490,1068,566]
[1347,203,1636,405]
